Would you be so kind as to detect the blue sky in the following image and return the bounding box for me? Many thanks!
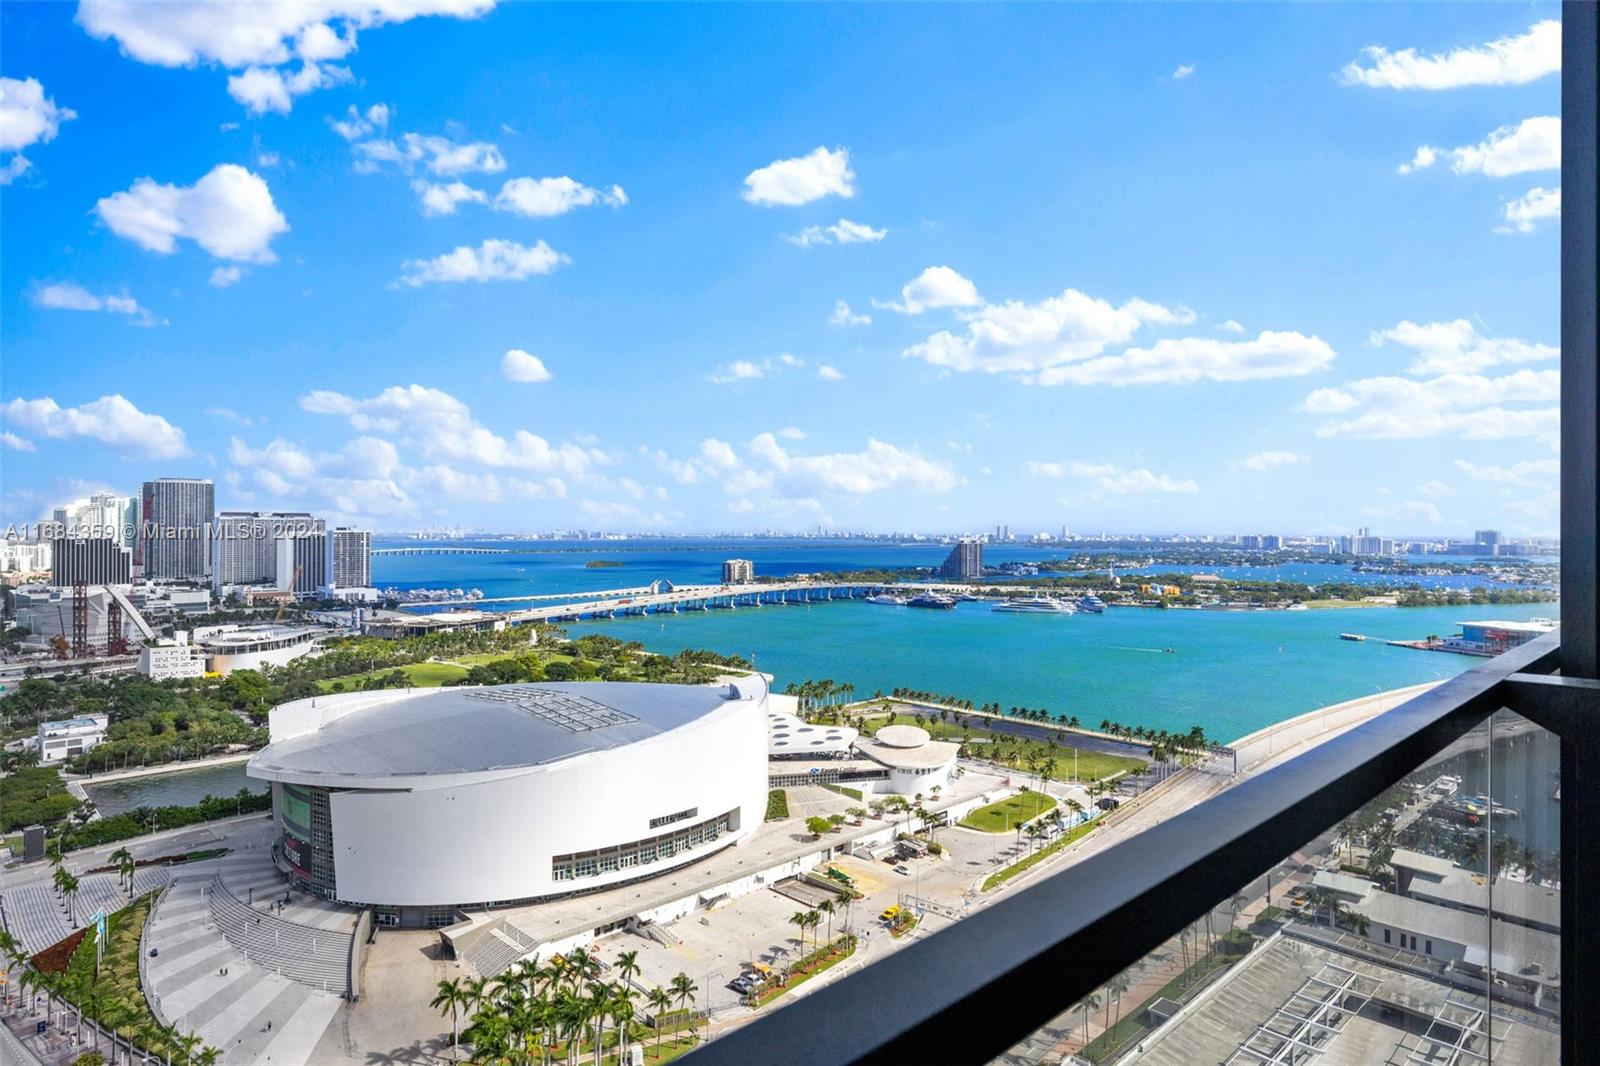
[0,3,1563,537]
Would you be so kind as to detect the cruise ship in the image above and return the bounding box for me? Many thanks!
[907,592,958,609]
[992,596,1076,614]
[1076,594,1106,614]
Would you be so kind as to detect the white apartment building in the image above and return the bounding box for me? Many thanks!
[37,714,110,763]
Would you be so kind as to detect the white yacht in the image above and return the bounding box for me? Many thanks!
[867,593,910,605]
[992,596,1076,614]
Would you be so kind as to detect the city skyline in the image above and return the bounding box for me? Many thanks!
[3,3,1564,536]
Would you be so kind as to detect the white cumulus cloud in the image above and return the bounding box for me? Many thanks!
[1341,19,1560,90]
[877,266,982,315]
[1035,460,1198,495]
[76,1,495,113]
[1243,451,1307,471]
[742,146,855,206]
[1401,116,1558,178]
[818,365,844,382]
[31,282,163,326]
[494,176,627,218]
[299,383,599,478]
[1172,64,1195,80]
[784,218,887,247]
[501,349,552,383]
[3,394,186,457]
[1370,319,1557,374]
[354,131,506,175]
[829,300,871,327]
[1305,369,1558,441]
[399,238,568,285]
[1498,186,1561,234]
[0,76,76,183]
[95,163,288,262]
[412,179,487,217]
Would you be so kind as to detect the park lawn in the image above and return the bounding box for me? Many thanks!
[989,747,1145,783]
[983,819,1099,891]
[317,661,469,691]
[865,713,1146,782]
[960,791,1057,833]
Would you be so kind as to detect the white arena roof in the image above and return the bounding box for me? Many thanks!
[251,681,754,782]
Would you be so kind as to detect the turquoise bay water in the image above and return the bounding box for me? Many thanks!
[367,540,1556,743]
[576,600,1558,744]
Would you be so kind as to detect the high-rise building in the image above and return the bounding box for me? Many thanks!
[50,493,140,548]
[722,558,754,583]
[276,532,328,595]
[939,538,984,580]
[326,528,372,588]
[139,478,214,583]
[1475,530,1502,550]
[51,537,132,585]
[1349,527,1385,556]
[212,512,322,589]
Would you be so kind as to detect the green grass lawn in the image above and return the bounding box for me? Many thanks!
[317,661,468,691]
[864,713,1145,782]
[960,791,1057,832]
[982,819,1098,891]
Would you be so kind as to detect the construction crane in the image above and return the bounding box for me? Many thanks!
[275,564,302,622]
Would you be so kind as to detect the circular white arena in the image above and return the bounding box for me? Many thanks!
[246,677,769,926]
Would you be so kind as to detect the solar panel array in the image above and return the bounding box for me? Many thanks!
[465,686,639,733]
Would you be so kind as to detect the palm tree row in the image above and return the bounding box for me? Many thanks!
[0,914,216,1065]
[782,679,856,715]
[1098,719,1210,754]
[432,947,698,1064]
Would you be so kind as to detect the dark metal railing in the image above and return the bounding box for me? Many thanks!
[691,6,1599,1063]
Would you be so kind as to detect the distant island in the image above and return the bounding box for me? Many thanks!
[585,560,626,568]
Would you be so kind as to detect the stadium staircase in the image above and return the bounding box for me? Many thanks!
[207,874,353,996]
[464,917,540,977]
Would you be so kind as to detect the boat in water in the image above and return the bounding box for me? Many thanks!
[907,592,958,609]
[1076,595,1106,614]
[992,596,1075,614]
[1339,633,1366,642]
[867,594,910,606]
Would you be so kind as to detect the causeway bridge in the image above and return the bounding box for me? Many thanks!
[487,581,888,624]
[372,546,510,556]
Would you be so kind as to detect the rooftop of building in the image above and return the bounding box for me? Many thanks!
[855,725,961,770]
[249,679,762,782]
[1348,889,1560,976]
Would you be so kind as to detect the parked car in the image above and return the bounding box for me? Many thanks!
[894,864,910,876]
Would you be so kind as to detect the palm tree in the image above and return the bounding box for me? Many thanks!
[646,986,673,1057]
[611,985,637,1065]
[788,911,810,953]
[61,871,81,927]
[432,977,469,1055]
[110,846,134,893]
[1108,972,1132,1032]
[615,948,641,993]
[805,911,822,954]
[1079,992,1101,1047]
[176,1030,203,1066]
[817,898,836,948]
[586,981,611,1066]
[669,972,696,1017]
